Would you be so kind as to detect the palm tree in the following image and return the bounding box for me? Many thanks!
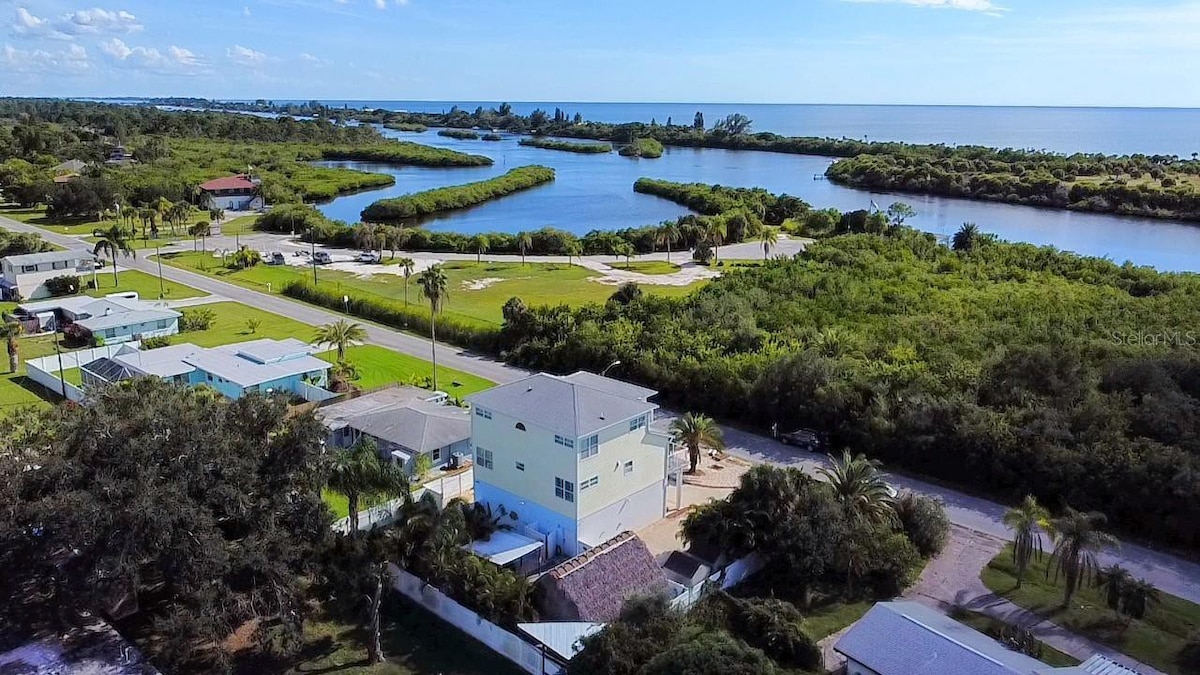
[1003,495,1054,588]
[326,437,408,535]
[208,206,225,229]
[418,264,449,391]
[1,321,23,373]
[355,223,385,258]
[398,257,416,306]
[1047,507,1119,606]
[564,240,583,266]
[1095,564,1132,619]
[760,226,779,259]
[1122,578,1160,622]
[818,449,897,526]
[952,222,981,252]
[188,221,210,252]
[656,223,680,263]
[470,234,490,263]
[670,412,724,474]
[705,219,728,261]
[168,201,190,236]
[92,224,135,286]
[384,226,410,260]
[615,242,635,268]
[516,231,533,265]
[313,319,367,362]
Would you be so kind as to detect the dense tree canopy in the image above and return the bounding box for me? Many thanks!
[0,379,333,672]
[502,230,1200,549]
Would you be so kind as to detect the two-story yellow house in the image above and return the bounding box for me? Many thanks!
[466,371,679,558]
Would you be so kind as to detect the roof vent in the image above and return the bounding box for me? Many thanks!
[526,386,533,392]
[104,307,112,316]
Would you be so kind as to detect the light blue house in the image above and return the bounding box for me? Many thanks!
[16,294,180,344]
[81,338,334,401]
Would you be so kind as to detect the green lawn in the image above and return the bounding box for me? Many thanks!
[277,597,524,675]
[85,267,205,299]
[610,260,681,275]
[802,597,875,640]
[0,333,72,409]
[323,345,494,399]
[160,253,704,327]
[177,301,317,347]
[982,545,1200,673]
[322,489,351,519]
[952,608,1079,667]
[221,214,259,236]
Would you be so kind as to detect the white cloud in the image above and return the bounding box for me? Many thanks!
[227,44,267,66]
[374,0,386,8]
[2,41,89,73]
[61,8,143,34]
[101,37,204,73]
[841,0,1004,13]
[11,7,73,39]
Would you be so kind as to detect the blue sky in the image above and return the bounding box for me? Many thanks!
[2,0,1199,107]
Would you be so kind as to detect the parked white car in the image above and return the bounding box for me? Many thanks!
[313,251,334,265]
[357,250,381,263]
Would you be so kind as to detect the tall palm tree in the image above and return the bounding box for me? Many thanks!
[398,257,416,306]
[188,221,210,252]
[1,321,23,373]
[516,231,533,265]
[470,234,490,263]
[656,222,680,263]
[670,412,724,474]
[564,240,583,266]
[1047,507,1119,606]
[952,222,981,252]
[705,219,728,261]
[313,319,367,362]
[384,226,410,260]
[327,437,407,535]
[818,449,897,526]
[760,226,779,259]
[208,206,225,231]
[418,264,449,391]
[355,223,385,258]
[92,224,135,286]
[1003,495,1054,588]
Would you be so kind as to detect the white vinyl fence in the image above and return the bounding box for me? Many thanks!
[25,344,133,402]
[331,469,474,534]
[389,564,561,675]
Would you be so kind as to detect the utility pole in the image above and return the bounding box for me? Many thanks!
[311,231,317,285]
[54,332,67,399]
[155,243,164,298]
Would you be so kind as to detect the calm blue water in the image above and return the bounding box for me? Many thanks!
[315,126,1200,272]
[299,101,1200,157]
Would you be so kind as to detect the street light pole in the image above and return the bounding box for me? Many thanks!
[155,243,164,298]
[54,332,67,399]
[600,360,622,377]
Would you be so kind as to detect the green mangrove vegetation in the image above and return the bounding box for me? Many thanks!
[498,229,1200,551]
[619,137,664,158]
[360,165,555,221]
[481,133,504,141]
[518,137,612,154]
[438,128,480,140]
[383,122,428,133]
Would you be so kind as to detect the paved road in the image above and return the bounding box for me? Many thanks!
[7,213,1200,607]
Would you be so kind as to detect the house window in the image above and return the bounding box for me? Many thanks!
[554,435,575,449]
[21,265,36,273]
[476,447,494,470]
[52,261,67,270]
[581,476,599,491]
[624,460,634,475]
[629,415,647,432]
[207,374,214,382]
[474,406,492,419]
[579,434,599,460]
[103,329,116,339]
[555,477,575,503]
[156,319,169,330]
[515,422,526,431]
[515,462,525,471]
[431,447,441,462]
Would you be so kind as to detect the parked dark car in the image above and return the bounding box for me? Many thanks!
[779,428,824,452]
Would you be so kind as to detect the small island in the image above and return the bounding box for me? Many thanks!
[481,133,503,141]
[437,128,480,140]
[361,165,555,221]
[519,137,611,154]
[619,138,664,159]
[384,122,428,133]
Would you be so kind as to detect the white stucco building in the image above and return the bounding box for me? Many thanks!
[0,249,97,301]
[466,372,686,558]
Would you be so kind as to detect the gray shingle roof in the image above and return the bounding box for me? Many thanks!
[347,400,471,453]
[835,602,1051,675]
[560,371,657,401]
[466,372,656,438]
[75,308,180,332]
[317,386,442,429]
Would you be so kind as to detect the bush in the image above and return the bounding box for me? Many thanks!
[62,323,92,348]
[140,335,173,349]
[859,529,923,597]
[894,492,951,557]
[44,275,82,297]
[1177,634,1200,674]
[179,308,215,332]
[619,138,664,159]
[280,281,499,352]
[361,166,554,221]
[725,596,821,671]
